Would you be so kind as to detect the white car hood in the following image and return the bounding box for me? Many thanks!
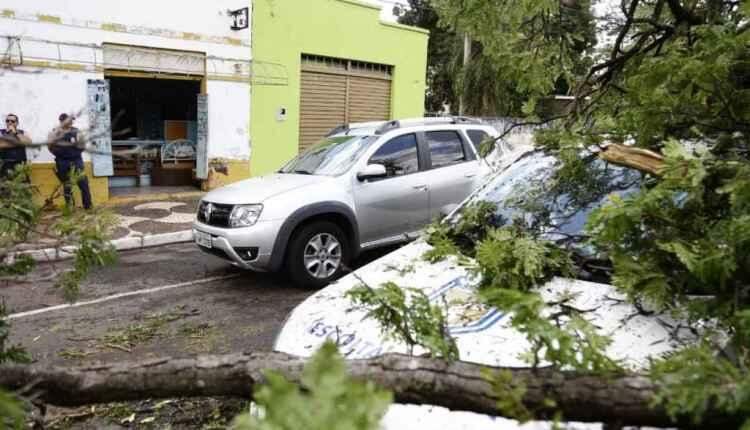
[275,240,694,368]
[201,173,333,205]
[274,240,700,430]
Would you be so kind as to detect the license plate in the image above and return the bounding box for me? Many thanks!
[195,230,212,248]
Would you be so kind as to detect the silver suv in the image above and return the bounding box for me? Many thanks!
[193,117,503,287]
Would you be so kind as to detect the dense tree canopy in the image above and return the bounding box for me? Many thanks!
[397,0,596,116]
[425,0,750,426]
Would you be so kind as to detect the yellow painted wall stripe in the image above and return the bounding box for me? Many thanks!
[13,60,249,83]
[0,9,249,47]
[36,13,62,24]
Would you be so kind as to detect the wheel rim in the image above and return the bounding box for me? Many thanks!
[303,233,342,279]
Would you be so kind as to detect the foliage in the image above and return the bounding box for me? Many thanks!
[53,209,117,302]
[1,167,117,302]
[472,227,616,372]
[424,201,499,262]
[432,0,597,113]
[0,301,28,430]
[0,165,39,247]
[474,226,574,292]
[422,195,618,372]
[650,342,750,427]
[394,0,459,113]
[0,302,30,365]
[0,389,24,430]
[588,141,750,320]
[233,342,392,430]
[0,166,41,280]
[394,0,596,115]
[486,369,532,423]
[424,0,750,425]
[346,281,458,360]
[0,139,117,427]
[483,286,619,372]
[422,221,461,263]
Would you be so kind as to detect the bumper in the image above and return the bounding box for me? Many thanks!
[192,219,282,271]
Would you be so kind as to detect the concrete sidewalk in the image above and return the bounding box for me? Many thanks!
[14,192,203,262]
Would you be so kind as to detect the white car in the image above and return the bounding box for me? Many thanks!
[274,149,700,429]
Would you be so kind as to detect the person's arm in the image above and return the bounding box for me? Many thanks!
[0,132,13,149]
[75,130,87,150]
[16,130,31,145]
[47,128,62,155]
[0,126,30,148]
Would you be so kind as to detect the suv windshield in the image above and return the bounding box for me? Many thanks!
[279,135,377,176]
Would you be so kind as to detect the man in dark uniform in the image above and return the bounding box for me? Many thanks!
[48,113,92,209]
[0,113,31,179]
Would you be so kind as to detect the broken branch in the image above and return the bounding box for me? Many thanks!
[599,143,665,176]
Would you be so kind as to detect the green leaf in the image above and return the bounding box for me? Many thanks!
[347,282,459,360]
[233,342,392,430]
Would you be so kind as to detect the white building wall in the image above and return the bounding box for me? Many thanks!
[206,80,251,160]
[2,0,246,37]
[0,0,252,163]
[0,69,97,162]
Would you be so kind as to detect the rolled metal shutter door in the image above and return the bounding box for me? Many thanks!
[347,75,391,123]
[299,55,393,152]
[299,71,347,152]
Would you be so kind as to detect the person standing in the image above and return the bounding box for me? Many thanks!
[48,113,92,209]
[0,113,32,179]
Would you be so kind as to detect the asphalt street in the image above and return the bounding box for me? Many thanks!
[2,242,395,367]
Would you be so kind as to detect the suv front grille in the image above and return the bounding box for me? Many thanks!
[197,201,234,228]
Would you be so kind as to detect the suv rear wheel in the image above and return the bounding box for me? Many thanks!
[287,221,350,288]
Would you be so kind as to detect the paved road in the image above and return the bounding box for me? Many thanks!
[2,243,395,367]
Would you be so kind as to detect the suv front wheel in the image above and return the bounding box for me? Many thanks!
[287,221,350,288]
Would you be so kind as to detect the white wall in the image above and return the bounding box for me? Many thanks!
[0,69,96,162]
[0,0,251,163]
[1,0,250,42]
[207,80,251,160]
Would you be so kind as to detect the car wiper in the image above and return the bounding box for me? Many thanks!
[291,169,314,175]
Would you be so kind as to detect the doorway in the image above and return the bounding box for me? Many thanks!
[107,76,202,196]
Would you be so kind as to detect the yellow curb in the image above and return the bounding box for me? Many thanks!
[104,191,205,207]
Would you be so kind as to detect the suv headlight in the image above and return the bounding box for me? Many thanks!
[229,204,263,228]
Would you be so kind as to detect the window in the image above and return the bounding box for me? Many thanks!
[467,129,490,147]
[426,131,466,168]
[369,133,419,178]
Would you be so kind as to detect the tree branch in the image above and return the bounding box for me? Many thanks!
[0,352,742,427]
[665,0,704,25]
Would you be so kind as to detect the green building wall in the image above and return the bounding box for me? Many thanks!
[250,0,429,176]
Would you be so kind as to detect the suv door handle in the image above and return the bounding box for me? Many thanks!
[413,185,428,191]
[464,173,477,178]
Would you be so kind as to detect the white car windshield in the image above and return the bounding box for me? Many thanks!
[462,150,643,242]
[279,135,378,176]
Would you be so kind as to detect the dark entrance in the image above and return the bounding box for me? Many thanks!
[108,76,201,194]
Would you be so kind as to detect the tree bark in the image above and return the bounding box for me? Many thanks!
[0,352,741,427]
[599,143,665,176]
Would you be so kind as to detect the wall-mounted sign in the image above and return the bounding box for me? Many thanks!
[230,7,249,31]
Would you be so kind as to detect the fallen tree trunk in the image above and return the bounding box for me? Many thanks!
[0,352,739,427]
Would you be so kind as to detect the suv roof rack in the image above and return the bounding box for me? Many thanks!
[325,124,348,137]
[327,117,484,137]
[325,120,390,137]
[374,116,483,134]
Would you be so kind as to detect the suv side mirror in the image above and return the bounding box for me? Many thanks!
[357,164,387,181]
